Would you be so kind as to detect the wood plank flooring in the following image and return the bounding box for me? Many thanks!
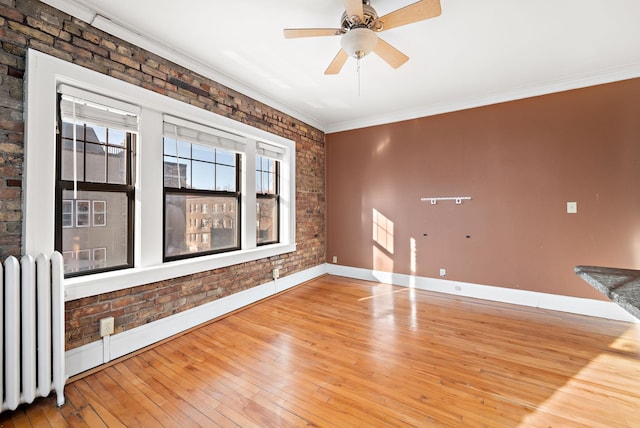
[2,274,640,427]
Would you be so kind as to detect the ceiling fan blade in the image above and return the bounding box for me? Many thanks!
[378,0,441,32]
[374,37,409,69]
[344,0,364,21]
[324,49,349,75]
[284,28,344,38]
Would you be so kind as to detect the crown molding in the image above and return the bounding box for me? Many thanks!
[36,1,640,135]
[325,62,640,133]
[39,0,327,132]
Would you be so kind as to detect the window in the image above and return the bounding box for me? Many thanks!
[62,200,73,228]
[256,154,280,245]
[75,200,90,227]
[25,50,296,301]
[93,200,106,226]
[163,117,244,260]
[93,247,107,268]
[55,89,137,276]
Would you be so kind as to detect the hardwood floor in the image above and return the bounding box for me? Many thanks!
[2,274,640,427]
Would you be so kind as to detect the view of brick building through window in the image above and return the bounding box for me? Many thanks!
[59,121,130,274]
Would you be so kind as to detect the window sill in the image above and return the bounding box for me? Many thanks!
[64,242,296,301]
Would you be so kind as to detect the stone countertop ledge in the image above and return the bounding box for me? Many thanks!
[575,265,640,321]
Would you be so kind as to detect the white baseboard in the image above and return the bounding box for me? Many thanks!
[327,264,639,323]
[65,264,329,378]
[66,262,637,378]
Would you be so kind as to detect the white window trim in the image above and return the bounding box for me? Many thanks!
[24,49,296,301]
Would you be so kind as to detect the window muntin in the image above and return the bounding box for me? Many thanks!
[56,93,136,276]
[256,155,279,245]
[163,139,237,192]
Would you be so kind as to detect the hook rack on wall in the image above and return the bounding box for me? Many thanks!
[421,196,472,205]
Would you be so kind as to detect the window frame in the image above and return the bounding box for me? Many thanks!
[55,97,136,277]
[24,49,296,301]
[256,156,280,246]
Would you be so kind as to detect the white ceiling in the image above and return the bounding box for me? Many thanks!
[44,0,640,133]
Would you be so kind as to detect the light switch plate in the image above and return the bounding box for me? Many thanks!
[567,201,577,214]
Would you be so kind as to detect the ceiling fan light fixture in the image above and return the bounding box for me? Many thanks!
[341,27,378,59]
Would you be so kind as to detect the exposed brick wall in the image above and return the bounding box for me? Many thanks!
[0,0,325,349]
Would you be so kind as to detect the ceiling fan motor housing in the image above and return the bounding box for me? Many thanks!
[340,3,381,31]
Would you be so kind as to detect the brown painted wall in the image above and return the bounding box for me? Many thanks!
[327,79,640,300]
[0,0,325,349]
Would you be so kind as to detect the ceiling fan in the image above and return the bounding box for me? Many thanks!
[284,0,441,75]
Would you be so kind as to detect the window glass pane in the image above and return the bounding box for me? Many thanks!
[263,157,272,172]
[165,193,238,258]
[108,129,126,147]
[256,156,277,195]
[88,124,107,144]
[62,200,73,228]
[164,156,188,188]
[257,197,278,244]
[62,190,129,274]
[76,200,90,227]
[216,150,235,167]
[256,172,262,193]
[177,141,191,158]
[264,172,273,194]
[108,147,127,184]
[192,143,215,162]
[163,137,177,156]
[216,165,236,191]
[192,160,215,190]
[93,248,106,268]
[93,200,106,226]
[60,137,85,181]
[60,120,130,185]
[61,121,78,139]
[85,143,106,183]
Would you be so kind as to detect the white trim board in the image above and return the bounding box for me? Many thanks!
[66,262,637,378]
[327,264,639,323]
[66,263,328,378]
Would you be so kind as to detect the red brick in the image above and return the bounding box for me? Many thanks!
[0,5,24,22]
[4,0,325,350]
[109,51,139,69]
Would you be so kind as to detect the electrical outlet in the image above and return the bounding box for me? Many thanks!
[439,268,446,277]
[332,256,337,263]
[567,201,577,214]
[100,317,114,337]
[273,268,280,280]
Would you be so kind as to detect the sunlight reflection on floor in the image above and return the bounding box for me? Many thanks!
[519,325,640,427]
